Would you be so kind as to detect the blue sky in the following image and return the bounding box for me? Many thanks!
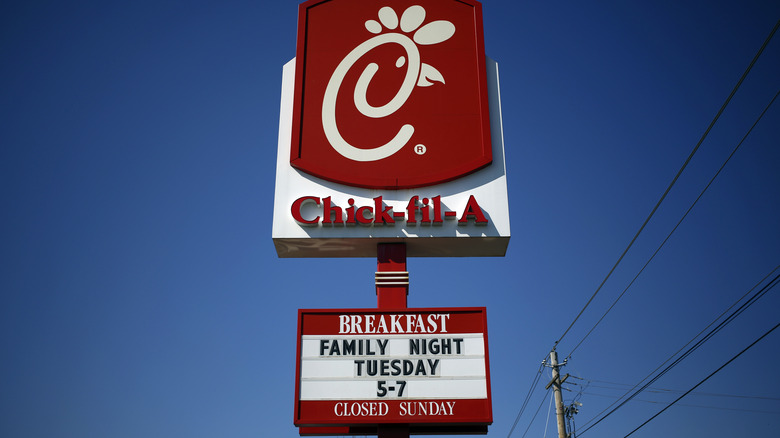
[2,1,779,437]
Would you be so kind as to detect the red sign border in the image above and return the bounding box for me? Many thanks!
[293,307,492,428]
[289,0,493,190]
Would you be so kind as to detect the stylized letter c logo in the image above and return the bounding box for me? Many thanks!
[322,33,420,162]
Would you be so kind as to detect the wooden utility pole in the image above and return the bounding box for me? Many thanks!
[549,350,567,438]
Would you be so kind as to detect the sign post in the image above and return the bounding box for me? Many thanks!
[377,242,409,438]
[376,243,408,309]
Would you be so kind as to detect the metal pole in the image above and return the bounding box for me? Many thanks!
[550,350,568,438]
[376,243,408,308]
[376,243,409,438]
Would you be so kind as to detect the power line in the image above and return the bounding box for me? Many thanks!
[565,87,780,359]
[573,381,780,402]
[542,389,555,438]
[579,391,780,414]
[624,321,780,437]
[553,17,780,348]
[577,269,780,435]
[519,390,551,438]
[570,376,780,401]
[506,359,546,438]
[577,263,780,430]
[583,265,780,432]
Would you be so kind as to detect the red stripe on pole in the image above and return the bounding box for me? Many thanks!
[377,243,408,309]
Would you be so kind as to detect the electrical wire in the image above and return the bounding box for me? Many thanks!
[506,360,546,438]
[578,269,780,435]
[519,390,551,438]
[578,391,780,415]
[553,17,780,348]
[566,378,587,437]
[565,87,780,359]
[543,386,554,438]
[570,377,780,401]
[577,263,780,430]
[623,321,780,437]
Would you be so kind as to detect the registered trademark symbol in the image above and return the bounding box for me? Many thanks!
[415,144,427,155]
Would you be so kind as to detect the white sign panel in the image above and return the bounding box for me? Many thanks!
[294,308,492,427]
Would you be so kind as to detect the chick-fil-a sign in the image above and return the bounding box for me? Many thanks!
[290,0,492,189]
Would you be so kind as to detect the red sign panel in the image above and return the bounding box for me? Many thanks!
[290,0,492,189]
[294,308,492,427]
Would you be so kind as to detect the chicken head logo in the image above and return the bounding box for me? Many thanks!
[323,5,455,162]
[291,0,492,189]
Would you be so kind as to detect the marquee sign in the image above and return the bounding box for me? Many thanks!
[272,0,509,258]
[294,308,492,428]
[290,0,492,189]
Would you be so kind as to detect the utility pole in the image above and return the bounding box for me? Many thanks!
[547,349,568,438]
